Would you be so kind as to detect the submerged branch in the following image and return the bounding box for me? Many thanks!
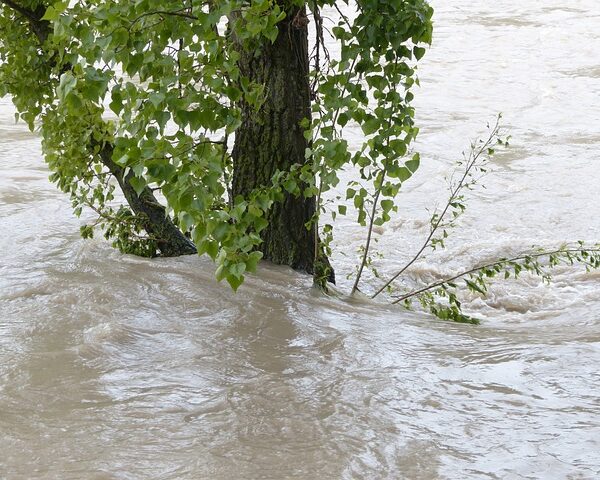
[391,245,600,305]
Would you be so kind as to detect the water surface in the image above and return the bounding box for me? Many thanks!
[1,1,599,478]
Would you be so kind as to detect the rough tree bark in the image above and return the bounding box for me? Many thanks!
[232,3,333,282]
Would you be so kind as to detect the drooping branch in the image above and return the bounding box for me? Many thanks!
[0,0,197,257]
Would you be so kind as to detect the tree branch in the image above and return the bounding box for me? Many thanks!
[0,0,50,43]
[391,247,600,305]
[372,116,502,298]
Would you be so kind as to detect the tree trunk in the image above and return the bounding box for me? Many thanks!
[232,4,333,282]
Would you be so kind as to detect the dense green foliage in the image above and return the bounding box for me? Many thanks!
[4,1,597,324]
[0,0,433,291]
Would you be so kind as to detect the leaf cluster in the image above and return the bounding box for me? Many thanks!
[0,0,434,292]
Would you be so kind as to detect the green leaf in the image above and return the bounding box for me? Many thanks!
[148,92,165,107]
[361,117,380,136]
[246,251,263,273]
[397,167,412,182]
[390,139,407,156]
[129,177,146,196]
[413,46,427,61]
[381,199,394,213]
[406,156,420,173]
[198,240,219,260]
[229,262,246,279]
[215,264,227,282]
[227,273,244,292]
[41,6,59,21]
[465,279,486,295]
[57,72,77,101]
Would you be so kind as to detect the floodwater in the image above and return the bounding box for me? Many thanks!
[1,1,599,479]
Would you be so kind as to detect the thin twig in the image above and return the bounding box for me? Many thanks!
[352,169,386,293]
[372,116,502,298]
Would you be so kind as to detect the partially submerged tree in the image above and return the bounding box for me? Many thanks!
[0,0,433,288]
[1,0,598,323]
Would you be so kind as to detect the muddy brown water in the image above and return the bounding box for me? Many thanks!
[1,1,599,478]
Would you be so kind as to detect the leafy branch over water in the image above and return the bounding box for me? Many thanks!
[369,115,505,299]
[394,244,600,324]
[351,115,600,324]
